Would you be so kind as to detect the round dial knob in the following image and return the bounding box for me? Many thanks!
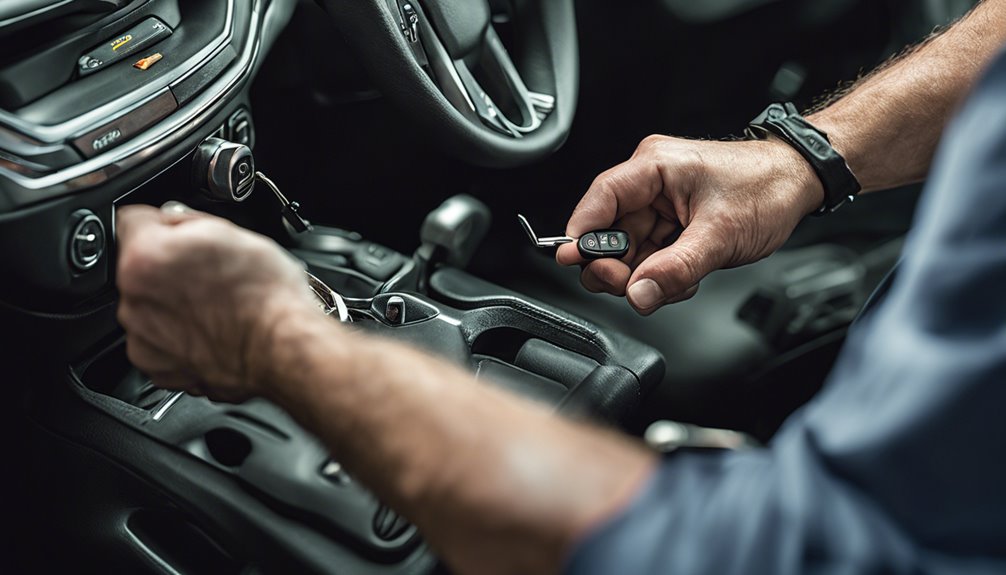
[69,211,105,271]
[192,137,256,202]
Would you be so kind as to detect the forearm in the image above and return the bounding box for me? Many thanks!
[809,0,1006,192]
[261,313,656,575]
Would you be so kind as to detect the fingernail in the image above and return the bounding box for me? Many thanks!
[161,201,193,214]
[628,279,664,309]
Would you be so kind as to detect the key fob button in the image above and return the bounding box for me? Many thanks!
[578,230,630,260]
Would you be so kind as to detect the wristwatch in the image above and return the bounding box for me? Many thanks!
[745,102,862,215]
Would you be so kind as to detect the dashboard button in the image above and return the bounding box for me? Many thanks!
[69,210,105,271]
[72,90,178,158]
[227,108,255,148]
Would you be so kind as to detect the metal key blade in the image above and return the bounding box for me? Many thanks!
[517,214,574,248]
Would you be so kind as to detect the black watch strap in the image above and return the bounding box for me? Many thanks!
[745,102,862,215]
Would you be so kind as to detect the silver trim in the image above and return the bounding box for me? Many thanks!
[0,0,261,198]
[151,390,184,421]
[125,528,183,575]
[438,314,462,327]
[306,271,352,323]
[528,91,555,121]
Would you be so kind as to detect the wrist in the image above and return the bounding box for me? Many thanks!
[761,135,828,217]
[244,293,341,400]
[747,103,861,214]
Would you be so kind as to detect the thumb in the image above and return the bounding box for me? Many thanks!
[159,201,212,225]
[624,220,727,314]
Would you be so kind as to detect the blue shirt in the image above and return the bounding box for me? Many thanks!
[566,48,1006,574]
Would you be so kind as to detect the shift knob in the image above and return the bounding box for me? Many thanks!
[192,137,256,202]
[418,194,491,268]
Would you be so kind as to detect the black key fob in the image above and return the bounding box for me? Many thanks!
[578,230,630,260]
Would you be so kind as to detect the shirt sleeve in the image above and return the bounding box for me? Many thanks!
[565,47,1006,575]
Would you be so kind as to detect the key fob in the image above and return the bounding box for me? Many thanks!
[578,230,630,260]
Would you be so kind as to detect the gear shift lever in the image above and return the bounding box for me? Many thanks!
[414,194,492,291]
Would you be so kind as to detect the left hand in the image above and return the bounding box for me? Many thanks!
[115,203,318,402]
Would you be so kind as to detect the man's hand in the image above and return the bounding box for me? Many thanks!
[115,203,318,402]
[558,135,825,315]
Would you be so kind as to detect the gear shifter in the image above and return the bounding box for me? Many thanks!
[414,194,491,291]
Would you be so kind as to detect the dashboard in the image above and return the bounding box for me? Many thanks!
[0,0,295,310]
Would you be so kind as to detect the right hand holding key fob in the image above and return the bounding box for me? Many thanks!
[517,214,630,260]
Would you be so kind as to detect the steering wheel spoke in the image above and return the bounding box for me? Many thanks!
[319,0,577,166]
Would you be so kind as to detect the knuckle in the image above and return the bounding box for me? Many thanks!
[638,134,666,153]
[671,244,706,283]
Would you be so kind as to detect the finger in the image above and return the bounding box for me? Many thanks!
[556,241,581,266]
[666,284,700,305]
[579,266,605,293]
[148,370,204,395]
[115,205,166,246]
[580,259,632,295]
[627,284,700,317]
[613,209,658,264]
[124,331,179,375]
[159,201,211,225]
[566,157,664,239]
[629,239,662,269]
[625,220,728,313]
[650,216,683,247]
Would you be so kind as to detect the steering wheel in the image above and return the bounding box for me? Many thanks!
[316,0,578,167]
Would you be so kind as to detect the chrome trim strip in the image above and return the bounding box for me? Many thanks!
[151,390,184,421]
[438,314,462,327]
[0,0,261,197]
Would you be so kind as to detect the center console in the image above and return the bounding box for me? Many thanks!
[27,156,664,572]
[1,2,664,572]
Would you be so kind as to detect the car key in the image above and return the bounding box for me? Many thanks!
[255,171,312,233]
[517,214,630,260]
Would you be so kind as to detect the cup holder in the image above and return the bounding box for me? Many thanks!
[203,428,252,468]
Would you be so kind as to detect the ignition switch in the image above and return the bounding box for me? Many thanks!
[192,137,256,202]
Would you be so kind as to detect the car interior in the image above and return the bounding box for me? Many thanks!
[0,0,978,572]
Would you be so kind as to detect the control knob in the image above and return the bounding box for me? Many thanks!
[192,137,256,202]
